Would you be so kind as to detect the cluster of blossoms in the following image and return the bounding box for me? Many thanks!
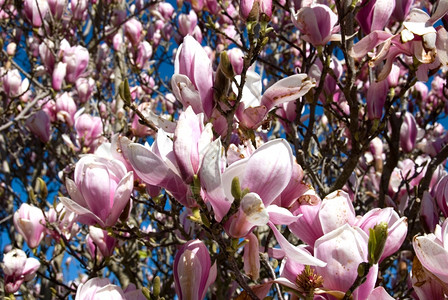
[3,0,448,299]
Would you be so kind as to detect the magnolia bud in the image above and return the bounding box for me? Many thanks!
[368,222,388,265]
[231,176,242,200]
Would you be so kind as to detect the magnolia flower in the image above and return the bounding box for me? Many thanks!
[355,207,408,262]
[13,203,46,248]
[232,71,315,129]
[23,0,49,27]
[1,68,29,98]
[315,224,379,299]
[174,107,213,184]
[178,10,197,37]
[351,1,448,81]
[356,0,396,34]
[75,277,146,300]
[86,226,117,260]
[61,41,90,83]
[45,203,77,240]
[124,129,192,207]
[289,190,356,247]
[217,139,325,267]
[434,174,448,217]
[70,0,88,20]
[74,114,103,150]
[240,0,273,21]
[174,240,217,300]
[291,4,340,46]
[3,249,40,294]
[366,80,389,119]
[25,110,51,143]
[413,218,448,285]
[400,112,418,152]
[75,77,95,103]
[172,35,214,118]
[56,92,77,126]
[124,18,143,46]
[48,0,65,19]
[60,154,134,227]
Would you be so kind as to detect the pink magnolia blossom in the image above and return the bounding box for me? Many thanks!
[216,139,325,266]
[174,107,213,184]
[355,207,408,262]
[13,203,46,248]
[199,138,230,221]
[289,190,356,247]
[227,48,244,75]
[124,18,143,46]
[308,56,343,102]
[173,240,217,300]
[370,137,384,172]
[3,249,40,294]
[60,154,134,227]
[233,71,315,129]
[315,224,379,299]
[434,174,448,217]
[39,40,55,72]
[75,77,95,103]
[86,226,117,260]
[1,68,29,98]
[56,92,77,126]
[392,0,414,22]
[70,0,88,20]
[6,42,16,56]
[75,277,145,300]
[366,80,389,120]
[130,103,154,137]
[134,41,152,69]
[400,112,418,152]
[178,10,197,37]
[157,2,175,20]
[271,161,318,209]
[125,129,192,207]
[74,114,103,150]
[291,4,340,46]
[222,139,294,234]
[23,0,49,27]
[52,62,66,91]
[356,0,395,34]
[243,232,260,280]
[25,110,51,143]
[240,0,273,20]
[420,191,439,234]
[172,35,214,118]
[411,254,446,300]
[47,0,65,19]
[61,41,90,83]
[45,203,78,240]
[413,218,448,286]
[351,2,448,81]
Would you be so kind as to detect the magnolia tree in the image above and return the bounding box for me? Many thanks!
[2,0,448,299]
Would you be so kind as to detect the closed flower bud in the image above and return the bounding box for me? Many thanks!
[368,222,388,265]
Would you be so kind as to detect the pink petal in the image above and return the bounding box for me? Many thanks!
[59,196,104,226]
[267,205,301,225]
[268,221,326,267]
[318,190,356,234]
[350,31,394,60]
[242,139,293,205]
[261,74,315,111]
[199,139,232,222]
[413,234,448,283]
[107,171,134,226]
